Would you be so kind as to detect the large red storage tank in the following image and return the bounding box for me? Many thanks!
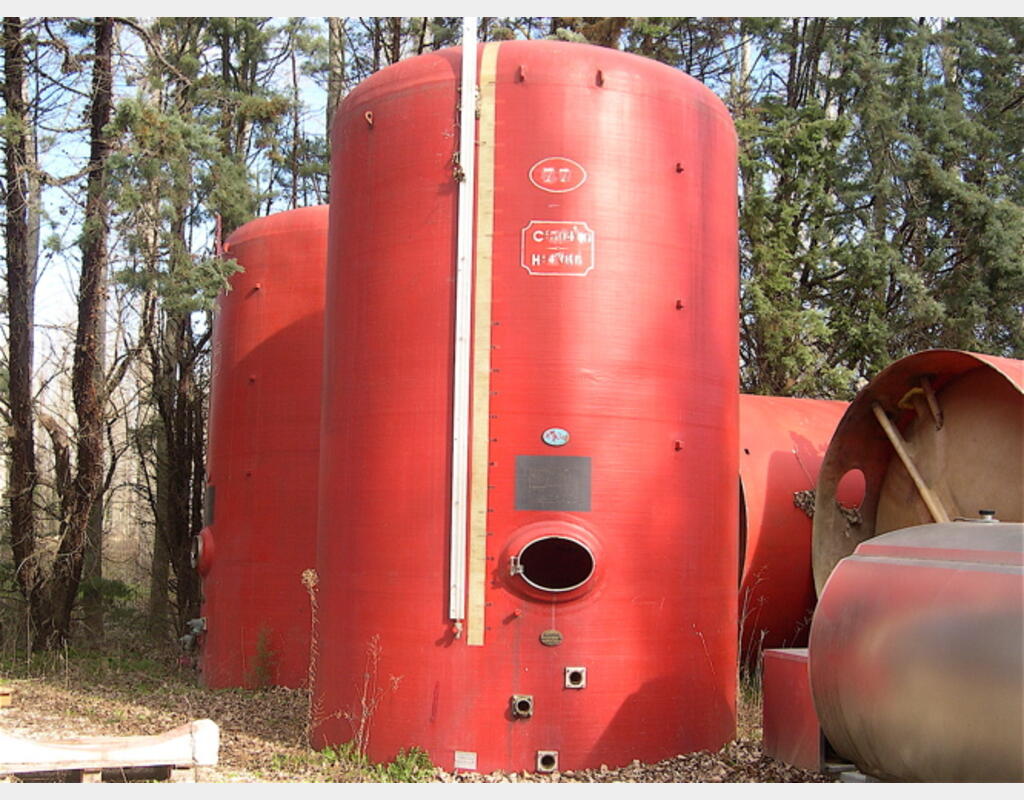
[738,394,850,659]
[809,521,1024,781]
[199,205,328,688]
[813,350,1023,591]
[315,41,738,773]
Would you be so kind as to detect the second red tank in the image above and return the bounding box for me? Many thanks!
[738,394,851,659]
[199,205,328,688]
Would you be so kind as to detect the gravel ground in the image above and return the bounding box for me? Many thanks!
[0,649,832,783]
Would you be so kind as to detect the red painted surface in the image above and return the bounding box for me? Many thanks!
[974,352,1024,389]
[315,41,738,773]
[200,205,328,689]
[761,648,823,772]
[738,395,849,657]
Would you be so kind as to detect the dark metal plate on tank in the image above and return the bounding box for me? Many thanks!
[540,629,564,647]
[515,455,591,511]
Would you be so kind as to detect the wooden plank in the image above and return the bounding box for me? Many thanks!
[467,41,502,647]
[0,719,218,776]
[13,765,177,783]
[871,402,950,523]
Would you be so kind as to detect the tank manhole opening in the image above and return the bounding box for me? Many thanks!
[516,536,595,592]
[536,751,558,773]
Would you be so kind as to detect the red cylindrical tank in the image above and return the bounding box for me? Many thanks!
[812,350,1024,591]
[738,395,850,659]
[315,41,738,773]
[809,521,1024,781]
[200,205,328,688]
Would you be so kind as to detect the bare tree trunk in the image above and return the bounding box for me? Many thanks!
[418,17,434,54]
[4,16,45,643]
[23,34,40,328]
[289,45,300,208]
[168,316,203,632]
[151,305,205,637]
[148,422,172,639]
[388,17,402,64]
[83,285,108,641]
[41,16,114,648]
[326,17,345,186]
[371,17,382,72]
[148,529,171,638]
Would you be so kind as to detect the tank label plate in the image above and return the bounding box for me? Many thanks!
[521,221,595,276]
[540,629,564,646]
[515,455,592,511]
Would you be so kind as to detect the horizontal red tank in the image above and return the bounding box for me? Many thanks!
[813,350,1023,591]
[738,395,850,659]
[200,205,328,688]
[810,521,1024,781]
[315,41,738,773]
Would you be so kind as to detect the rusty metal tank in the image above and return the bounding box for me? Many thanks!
[199,205,328,688]
[738,394,851,658]
[314,40,739,773]
[809,521,1024,782]
[813,350,1024,592]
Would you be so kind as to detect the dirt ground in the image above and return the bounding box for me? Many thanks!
[0,648,832,783]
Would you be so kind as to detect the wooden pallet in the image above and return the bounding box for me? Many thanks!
[0,719,218,783]
[12,765,197,783]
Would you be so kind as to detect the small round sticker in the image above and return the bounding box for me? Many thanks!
[542,428,570,447]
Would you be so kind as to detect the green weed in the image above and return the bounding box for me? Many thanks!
[245,628,276,689]
[319,741,434,782]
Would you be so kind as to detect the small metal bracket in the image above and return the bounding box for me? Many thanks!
[897,376,943,430]
[511,694,534,718]
[509,555,523,577]
[564,666,587,689]
[189,535,203,570]
[956,510,999,523]
[536,751,558,773]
